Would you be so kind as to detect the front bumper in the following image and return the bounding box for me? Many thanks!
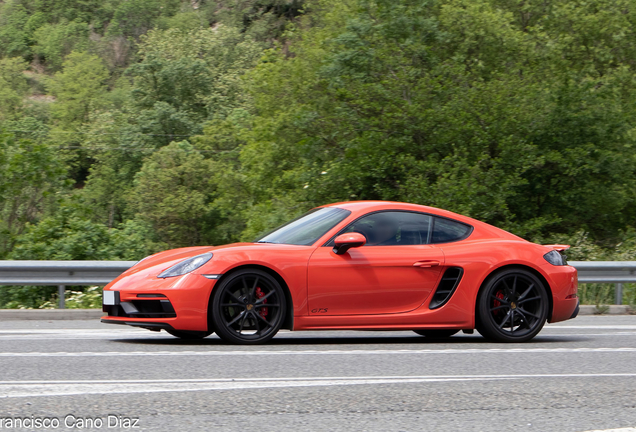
[101,272,218,332]
[103,290,177,318]
[101,318,176,332]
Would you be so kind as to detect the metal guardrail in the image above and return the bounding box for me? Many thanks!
[0,260,634,308]
[0,261,135,309]
[569,261,636,305]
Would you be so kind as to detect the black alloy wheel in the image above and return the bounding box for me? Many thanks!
[477,269,549,343]
[210,269,286,344]
[413,329,459,339]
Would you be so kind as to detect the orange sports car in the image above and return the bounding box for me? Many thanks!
[102,201,578,344]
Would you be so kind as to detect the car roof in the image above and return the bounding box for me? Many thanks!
[321,200,524,241]
[323,200,465,219]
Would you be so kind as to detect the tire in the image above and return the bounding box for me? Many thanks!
[477,268,549,343]
[210,269,286,345]
[413,329,459,339]
[166,330,213,340]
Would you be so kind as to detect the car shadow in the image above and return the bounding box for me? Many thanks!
[110,333,587,346]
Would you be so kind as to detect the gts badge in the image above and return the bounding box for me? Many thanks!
[311,308,329,314]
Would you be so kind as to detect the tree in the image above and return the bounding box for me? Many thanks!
[9,201,157,261]
[199,0,636,242]
[46,51,110,185]
[32,20,90,71]
[0,1,30,58]
[3,202,162,309]
[0,57,29,121]
[126,26,264,139]
[0,130,67,257]
[48,51,109,128]
[2,0,636,259]
[128,140,219,247]
[106,0,182,41]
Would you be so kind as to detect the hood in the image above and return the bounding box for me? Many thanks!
[124,242,307,277]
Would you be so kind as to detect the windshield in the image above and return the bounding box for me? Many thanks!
[255,207,351,246]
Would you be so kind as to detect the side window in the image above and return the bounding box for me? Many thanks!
[431,217,471,243]
[342,212,433,246]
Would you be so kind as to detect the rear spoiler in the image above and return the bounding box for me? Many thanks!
[543,244,570,251]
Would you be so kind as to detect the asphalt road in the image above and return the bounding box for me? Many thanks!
[0,316,635,432]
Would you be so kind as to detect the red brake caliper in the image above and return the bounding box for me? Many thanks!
[255,287,268,318]
[493,291,505,316]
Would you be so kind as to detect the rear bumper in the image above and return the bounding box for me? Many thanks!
[543,264,579,323]
[569,300,580,319]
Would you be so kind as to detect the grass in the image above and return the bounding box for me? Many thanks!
[578,283,636,308]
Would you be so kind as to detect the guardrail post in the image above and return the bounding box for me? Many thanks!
[58,285,65,309]
[615,283,623,305]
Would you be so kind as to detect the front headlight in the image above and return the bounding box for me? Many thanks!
[543,250,567,266]
[158,252,213,278]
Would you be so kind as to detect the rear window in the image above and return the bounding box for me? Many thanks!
[431,217,472,243]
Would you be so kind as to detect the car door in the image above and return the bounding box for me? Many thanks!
[307,211,445,316]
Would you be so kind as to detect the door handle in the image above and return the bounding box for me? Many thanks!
[413,260,440,268]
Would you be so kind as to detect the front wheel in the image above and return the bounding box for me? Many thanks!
[210,269,286,344]
[477,269,549,343]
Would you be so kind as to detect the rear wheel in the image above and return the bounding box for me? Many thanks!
[166,330,213,340]
[477,269,549,343]
[210,269,286,345]
[413,329,459,339]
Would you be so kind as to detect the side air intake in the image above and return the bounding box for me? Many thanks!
[429,267,464,309]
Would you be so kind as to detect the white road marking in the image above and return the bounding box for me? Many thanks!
[0,329,138,333]
[547,325,636,329]
[1,373,636,398]
[0,329,143,335]
[583,429,636,432]
[0,335,154,340]
[0,347,635,357]
[547,332,636,337]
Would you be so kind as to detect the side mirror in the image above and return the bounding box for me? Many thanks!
[333,232,366,255]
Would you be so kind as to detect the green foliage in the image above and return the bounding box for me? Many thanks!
[106,0,182,40]
[0,57,29,121]
[129,140,218,247]
[0,285,58,309]
[542,229,636,306]
[3,285,105,310]
[64,286,103,309]
[128,26,263,128]
[9,202,161,260]
[0,130,67,256]
[48,51,109,128]
[0,1,30,58]
[203,0,305,41]
[226,0,636,241]
[3,0,636,310]
[73,25,264,232]
[45,51,110,185]
[32,20,90,71]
